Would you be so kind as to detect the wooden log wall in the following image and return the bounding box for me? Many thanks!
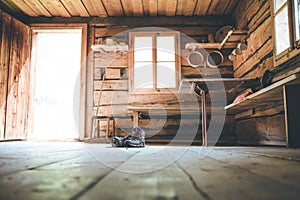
[232,0,294,145]
[91,24,235,144]
[0,10,31,140]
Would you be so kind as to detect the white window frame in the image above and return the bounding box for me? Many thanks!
[129,31,181,93]
[272,0,300,66]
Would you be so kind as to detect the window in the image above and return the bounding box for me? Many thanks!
[129,32,180,92]
[273,0,291,55]
[272,0,300,64]
[294,0,300,40]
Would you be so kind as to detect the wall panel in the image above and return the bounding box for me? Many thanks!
[0,10,31,140]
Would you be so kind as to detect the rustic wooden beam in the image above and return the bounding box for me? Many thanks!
[25,16,234,26]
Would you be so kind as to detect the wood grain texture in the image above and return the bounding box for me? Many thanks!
[23,0,52,17]
[184,0,198,16]
[2,0,241,18]
[81,0,107,17]
[38,0,71,17]
[207,0,220,15]
[25,15,233,27]
[233,16,273,78]
[2,142,300,199]
[94,79,128,91]
[85,26,95,138]
[9,0,38,16]
[215,0,234,15]
[194,0,211,15]
[131,0,143,16]
[176,0,197,16]
[236,114,286,144]
[94,26,225,39]
[101,0,123,16]
[93,105,129,117]
[223,0,239,15]
[148,0,158,16]
[60,0,89,17]
[165,0,177,16]
[0,11,11,139]
[121,0,133,16]
[247,0,270,33]
[228,1,290,147]
[235,104,284,120]
[234,0,269,30]
[0,11,31,140]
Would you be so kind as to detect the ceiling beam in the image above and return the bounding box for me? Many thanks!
[25,15,234,27]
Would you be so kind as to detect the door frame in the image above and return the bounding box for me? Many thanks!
[29,23,88,140]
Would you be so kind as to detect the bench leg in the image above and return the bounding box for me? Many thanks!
[133,112,139,127]
[97,119,100,138]
[112,118,115,137]
[106,118,110,141]
[201,91,207,146]
[90,117,94,138]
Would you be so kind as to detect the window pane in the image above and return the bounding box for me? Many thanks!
[134,37,153,62]
[134,62,153,89]
[157,62,176,88]
[274,0,287,12]
[157,36,175,61]
[275,5,291,54]
[295,0,300,40]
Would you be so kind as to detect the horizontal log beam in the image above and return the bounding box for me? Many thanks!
[94,26,224,37]
[25,16,234,26]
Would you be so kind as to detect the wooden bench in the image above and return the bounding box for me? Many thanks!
[225,73,300,147]
[127,105,206,127]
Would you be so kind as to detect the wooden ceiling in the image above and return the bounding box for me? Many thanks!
[1,0,240,18]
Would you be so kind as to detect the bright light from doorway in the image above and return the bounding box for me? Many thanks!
[30,29,82,140]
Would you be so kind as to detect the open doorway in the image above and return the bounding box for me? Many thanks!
[29,29,83,140]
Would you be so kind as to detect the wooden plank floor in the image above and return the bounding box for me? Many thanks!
[0,142,300,200]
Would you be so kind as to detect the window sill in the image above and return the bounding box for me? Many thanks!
[275,47,300,67]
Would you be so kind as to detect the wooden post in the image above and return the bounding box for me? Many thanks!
[106,118,110,141]
[85,25,94,139]
[283,85,300,148]
[96,119,100,138]
[133,112,139,127]
[201,90,207,146]
[112,118,115,137]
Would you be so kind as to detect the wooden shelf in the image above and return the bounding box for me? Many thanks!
[91,44,129,52]
[179,77,258,94]
[185,42,236,50]
[225,73,300,114]
[185,29,247,50]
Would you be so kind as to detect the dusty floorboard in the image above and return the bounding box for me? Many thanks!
[0,141,300,200]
